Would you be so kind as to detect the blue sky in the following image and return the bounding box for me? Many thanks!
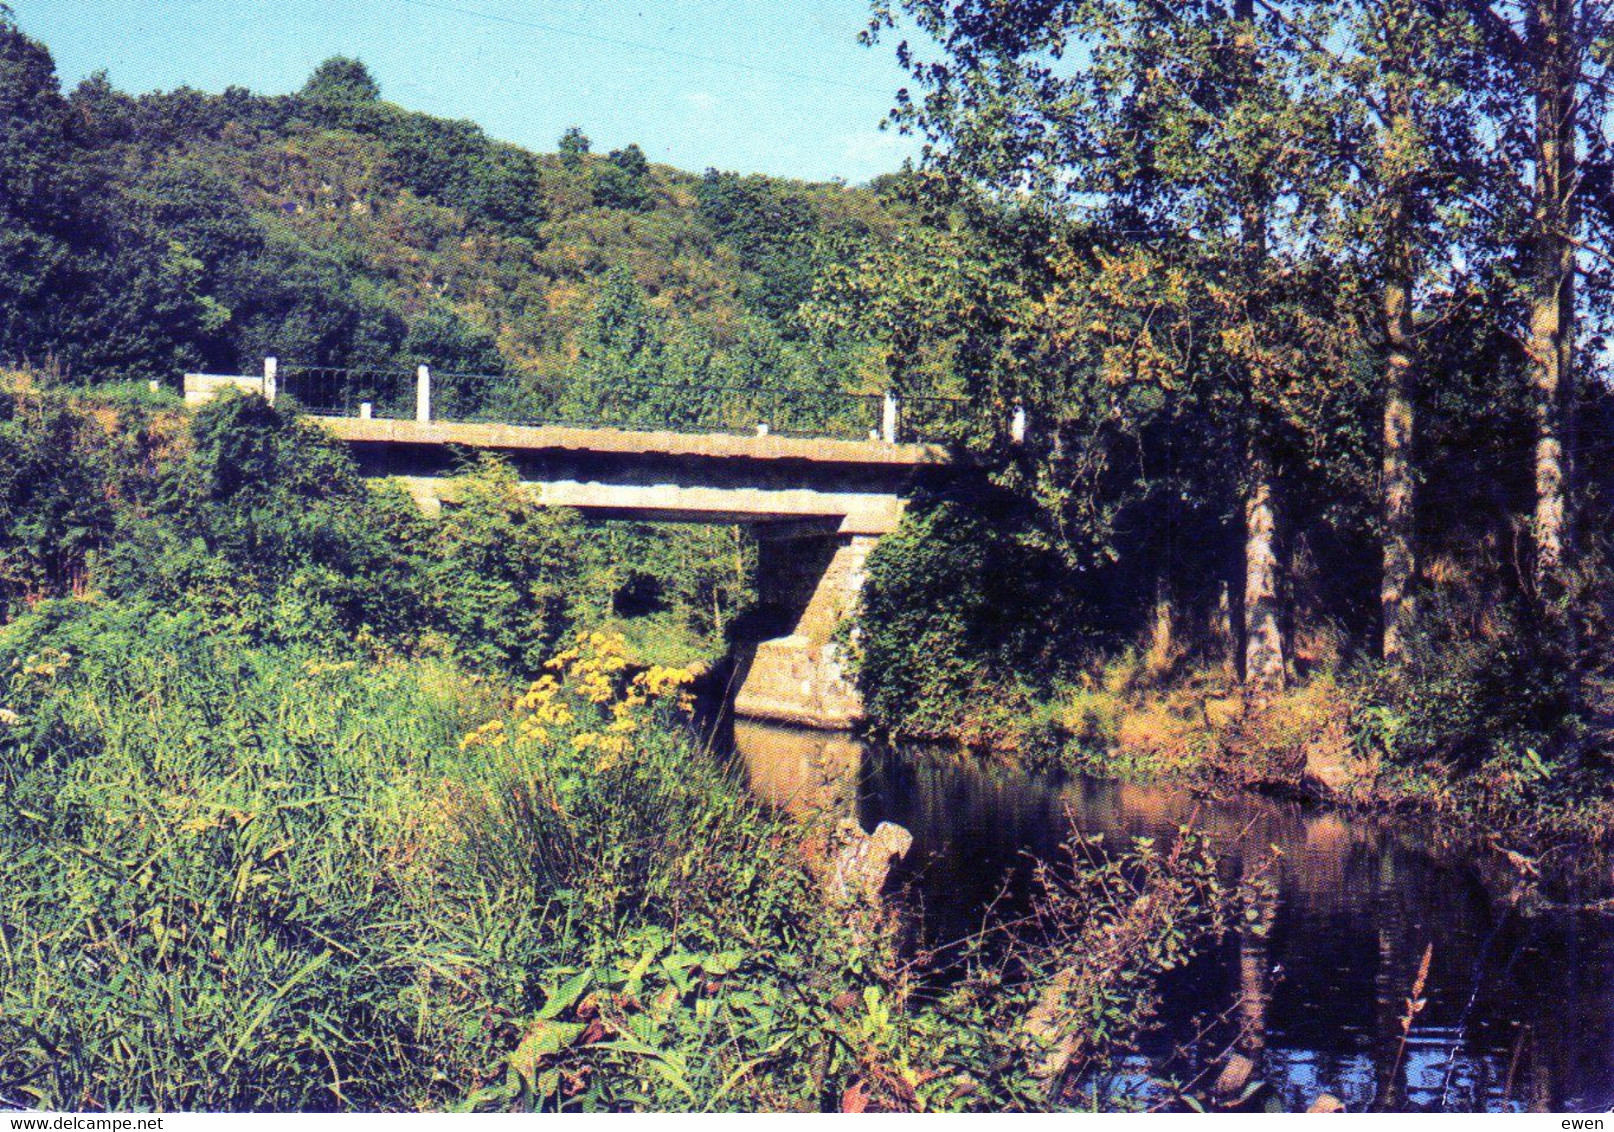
[12,0,924,184]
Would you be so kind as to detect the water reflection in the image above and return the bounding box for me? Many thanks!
[732,719,861,821]
[730,719,1614,1113]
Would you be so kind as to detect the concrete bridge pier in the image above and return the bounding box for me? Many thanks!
[734,525,877,730]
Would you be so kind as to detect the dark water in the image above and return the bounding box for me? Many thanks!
[728,719,1614,1113]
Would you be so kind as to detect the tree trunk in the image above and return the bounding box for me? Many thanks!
[1527,0,1577,608]
[1216,580,1237,679]
[1380,201,1418,667]
[1232,0,1287,699]
[1146,574,1174,677]
[1243,434,1286,697]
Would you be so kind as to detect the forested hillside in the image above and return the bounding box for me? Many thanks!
[0,13,938,668]
[0,27,918,403]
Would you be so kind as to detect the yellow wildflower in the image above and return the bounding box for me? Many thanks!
[457,718,508,751]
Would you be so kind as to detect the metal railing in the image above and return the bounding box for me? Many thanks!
[279,365,415,419]
[896,395,977,446]
[231,359,980,445]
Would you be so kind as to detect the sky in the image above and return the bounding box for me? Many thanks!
[11,0,925,184]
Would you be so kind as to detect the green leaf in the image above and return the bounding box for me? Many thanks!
[509,1019,586,1085]
[700,948,744,976]
[537,969,591,1021]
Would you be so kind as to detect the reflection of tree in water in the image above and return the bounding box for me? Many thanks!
[1237,878,1277,1069]
[1371,854,1414,1110]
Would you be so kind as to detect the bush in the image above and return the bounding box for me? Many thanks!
[107,391,428,651]
[424,455,596,674]
[854,491,1087,739]
[1359,590,1571,772]
[0,380,128,614]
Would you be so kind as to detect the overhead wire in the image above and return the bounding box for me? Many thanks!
[388,0,873,93]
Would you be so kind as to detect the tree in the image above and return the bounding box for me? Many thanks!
[593,142,652,210]
[65,157,262,377]
[558,125,591,165]
[1276,1,1485,666]
[427,456,591,672]
[869,0,1347,697]
[1448,1,1613,618]
[1226,0,1290,698]
[224,227,405,370]
[0,384,121,611]
[555,267,665,423]
[300,56,380,103]
[0,10,81,357]
[67,70,135,146]
[697,169,821,326]
[403,306,503,374]
[110,392,426,647]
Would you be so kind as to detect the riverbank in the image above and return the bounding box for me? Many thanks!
[874,662,1614,895]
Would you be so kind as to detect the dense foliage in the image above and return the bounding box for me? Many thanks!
[0,378,753,673]
[826,0,1614,805]
[855,490,1096,739]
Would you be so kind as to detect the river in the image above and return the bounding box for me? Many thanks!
[726,718,1614,1113]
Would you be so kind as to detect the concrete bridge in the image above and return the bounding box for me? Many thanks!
[185,361,982,729]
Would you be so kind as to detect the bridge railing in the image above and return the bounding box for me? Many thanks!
[278,365,416,419]
[432,371,895,441]
[896,395,977,445]
[261,360,979,444]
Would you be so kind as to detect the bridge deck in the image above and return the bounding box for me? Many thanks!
[313,416,951,466]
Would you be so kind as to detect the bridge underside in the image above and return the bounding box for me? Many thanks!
[319,416,951,729]
[389,474,904,535]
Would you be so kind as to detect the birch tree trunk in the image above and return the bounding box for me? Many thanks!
[1233,0,1287,698]
[1527,0,1577,608]
[1380,201,1418,666]
[1243,433,1287,695]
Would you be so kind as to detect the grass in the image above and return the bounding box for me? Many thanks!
[0,601,1241,1112]
[0,607,810,1110]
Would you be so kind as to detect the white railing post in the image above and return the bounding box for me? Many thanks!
[1011,403,1027,445]
[416,364,431,423]
[881,392,898,444]
[263,356,278,404]
[359,401,373,420]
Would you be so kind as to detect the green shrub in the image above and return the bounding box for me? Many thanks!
[1359,590,1571,772]
[0,381,130,614]
[423,456,595,674]
[105,391,430,650]
[854,492,1085,738]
